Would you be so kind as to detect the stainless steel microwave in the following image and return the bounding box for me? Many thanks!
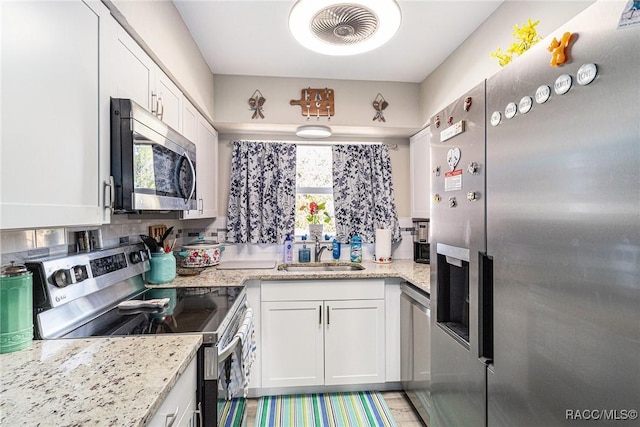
[110,98,197,213]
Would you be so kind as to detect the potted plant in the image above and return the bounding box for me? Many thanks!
[300,200,331,241]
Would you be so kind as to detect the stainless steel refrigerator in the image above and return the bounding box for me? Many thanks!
[430,1,640,426]
[429,80,487,427]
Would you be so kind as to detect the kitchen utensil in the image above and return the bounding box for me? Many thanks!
[159,226,174,250]
[179,240,223,267]
[257,97,265,118]
[76,231,90,252]
[140,234,159,253]
[1,262,33,353]
[248,97,257,119]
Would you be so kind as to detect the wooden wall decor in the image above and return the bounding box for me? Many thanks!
[372,93,388,122]
[248,89,266,119]
[290,87,335,120]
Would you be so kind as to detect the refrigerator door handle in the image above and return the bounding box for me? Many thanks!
[479,252,494,362]
[479,356,493,366]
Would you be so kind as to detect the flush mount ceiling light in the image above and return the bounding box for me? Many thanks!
[289,0,401,56]
[296,125,332,138]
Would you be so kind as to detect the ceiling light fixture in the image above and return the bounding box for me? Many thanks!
[296,125,332,138]
[288,0,401,56]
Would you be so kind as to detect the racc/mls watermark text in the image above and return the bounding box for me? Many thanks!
[566,409,638,421]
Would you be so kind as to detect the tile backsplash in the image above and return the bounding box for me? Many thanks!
[1,216,415,267]
[1,215,194,266]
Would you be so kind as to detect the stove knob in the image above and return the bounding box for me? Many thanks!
[73,265,88,282]
[129,251,142,264]
[53,269,72,288]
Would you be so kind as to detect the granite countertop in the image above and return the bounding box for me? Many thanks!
[0,334,202,427]
[156,259,430,295]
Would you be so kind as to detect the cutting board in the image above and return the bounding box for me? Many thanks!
[216,260,276,270]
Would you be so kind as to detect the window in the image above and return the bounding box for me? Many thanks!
[294,145,335,237]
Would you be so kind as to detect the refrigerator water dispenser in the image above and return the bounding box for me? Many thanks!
[435,243,470,347]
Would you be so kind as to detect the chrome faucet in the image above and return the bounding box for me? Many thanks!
[314,238,329,262]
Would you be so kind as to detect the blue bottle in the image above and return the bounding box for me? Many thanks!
[299,244,311,263]
[350,234,362,263]
[332,238,341,261]
[283,234,293,263]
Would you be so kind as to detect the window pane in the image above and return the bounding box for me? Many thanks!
[296,145,332,187]
[295,193,335,237]
[295,145,335,238]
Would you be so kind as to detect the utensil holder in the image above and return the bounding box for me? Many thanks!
[147,252,176,284]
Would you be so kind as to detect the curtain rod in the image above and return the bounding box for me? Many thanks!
[227,140,398,150]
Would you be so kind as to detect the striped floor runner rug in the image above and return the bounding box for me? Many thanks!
[218,398,246,427]
[255,391,397,427]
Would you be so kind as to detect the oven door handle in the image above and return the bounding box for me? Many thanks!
[217,335,240,363]
[217,303,252,362]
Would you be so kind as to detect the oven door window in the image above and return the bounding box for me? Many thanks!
[133,141,195,200]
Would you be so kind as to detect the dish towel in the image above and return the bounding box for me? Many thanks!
[221,307,256,400]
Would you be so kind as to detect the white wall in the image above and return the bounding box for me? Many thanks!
[419,0,594,123]
[213,74,422,138]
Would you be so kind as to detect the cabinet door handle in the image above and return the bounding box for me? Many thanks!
[151,91,158,115]
[195,402,203,427]
[199,198,203,214]
[319,305,322,325]
[158,96,164,120]
[326,305,330,325]
[104,176,115,212]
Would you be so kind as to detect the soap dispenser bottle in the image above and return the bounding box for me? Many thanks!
[284,234,294,263]
[299,236,311,263]
[350,233,362,263]
[332,238,341,261]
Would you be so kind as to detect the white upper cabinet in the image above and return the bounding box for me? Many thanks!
[1,0,111,229]
[109,24,155,112]
[108,22,183,132]
[410,127,431,219]
[182,101,198,143]
[182,108,218,220]
[155,72,183,132]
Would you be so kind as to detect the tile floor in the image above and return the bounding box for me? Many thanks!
[244,391,427,426]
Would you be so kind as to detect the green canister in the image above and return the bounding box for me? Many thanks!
[0,262,33,353]
[147,251,177,284]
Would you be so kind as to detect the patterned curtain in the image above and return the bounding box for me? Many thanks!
[332,144,402,243]
[227,141,297,243]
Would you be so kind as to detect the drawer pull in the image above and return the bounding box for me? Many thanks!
[165,406,179,427]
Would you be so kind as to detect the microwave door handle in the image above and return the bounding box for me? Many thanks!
[183,151,196,204]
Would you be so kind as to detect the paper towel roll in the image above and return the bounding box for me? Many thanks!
[374,228,392,263]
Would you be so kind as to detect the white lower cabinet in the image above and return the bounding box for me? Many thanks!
[148,356,197,427]
[262,300,324,387]
[324,299,386,385]
[261,280,386,389]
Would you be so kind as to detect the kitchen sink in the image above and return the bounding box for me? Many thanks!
[277,263,365,272]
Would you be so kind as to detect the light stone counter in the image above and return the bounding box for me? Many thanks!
[0,334,202,426]
[155,259,430,295]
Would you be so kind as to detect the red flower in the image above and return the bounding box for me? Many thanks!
[309,202,318,215]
